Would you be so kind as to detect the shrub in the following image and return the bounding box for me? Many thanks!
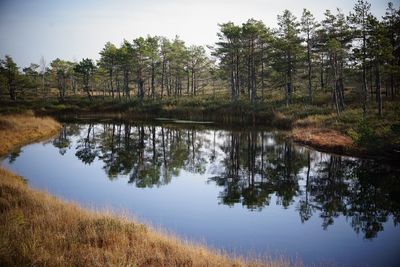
[348,119,375,148]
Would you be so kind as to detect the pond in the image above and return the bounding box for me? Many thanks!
[2,121,400,266]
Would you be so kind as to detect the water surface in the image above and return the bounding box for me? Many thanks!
[3,122,400,266]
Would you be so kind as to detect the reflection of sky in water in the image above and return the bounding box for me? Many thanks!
[2,123,400,266]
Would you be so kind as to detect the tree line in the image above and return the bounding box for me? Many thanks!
[213,0,400,116]
[0,35,213,103]
[0,0,399,117]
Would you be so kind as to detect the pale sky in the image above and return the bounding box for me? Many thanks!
[0,0,396,68]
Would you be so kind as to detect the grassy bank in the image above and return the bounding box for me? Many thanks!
[0,114,286,266]
[0,95,292,127]
[0,112,61,155]
[1,92,399,158]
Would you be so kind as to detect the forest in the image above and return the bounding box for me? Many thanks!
[1,0,400,155]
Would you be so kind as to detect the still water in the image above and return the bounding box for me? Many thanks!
[2,122,400,266]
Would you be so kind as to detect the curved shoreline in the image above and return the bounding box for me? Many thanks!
[0,113,285,266]
[290,127,354,155]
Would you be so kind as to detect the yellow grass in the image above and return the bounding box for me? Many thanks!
[0,113,288,267]
[291,127,354,153]
[0,111,61,156]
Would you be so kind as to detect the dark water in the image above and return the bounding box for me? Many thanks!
[2,122,400,266]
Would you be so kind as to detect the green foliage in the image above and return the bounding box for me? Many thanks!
[0,55,20,100]
[74,58,96,100]
[348,119,375,146]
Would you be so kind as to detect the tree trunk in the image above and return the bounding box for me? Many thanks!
[187,70,190,95]
[287,52,293,106]
[376,62,382,116]
[124,69,130,99]
[332,52,340,116]
[362,29,368,116]
[235,52,240,100]
[261,46,265,100]
[161,60,166,99]
[251,39,256,103]
[151,63,156,99]
[307,33,312,103]
[109,70,114,99]
[230,56,235,100]
[320,53,325,90]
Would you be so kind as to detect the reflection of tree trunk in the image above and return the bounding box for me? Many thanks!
[327,156,341,181]
[117,125,122,149]
[306,151,310,202]
[247,133,251,184]
[250,131,256,185]
[236,134,240,178]
[186,130,190,155]
[191,131,195,163]
[152,126,156,163]
[86,124,92,148]
[111,124,115,162]
[211,131,216,162]
[124,124,131,147]
[139,126,145,172]
[230,132,240,178]
[261,131,264,181]
[285,142,292,180]
[161,127,167,175]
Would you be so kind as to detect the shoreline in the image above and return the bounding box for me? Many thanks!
[40,109,400,160]
[2,95,399,160]
[3,96,398,160]
[0,113,285,266]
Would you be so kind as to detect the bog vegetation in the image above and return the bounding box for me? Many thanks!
[0,0,399,154]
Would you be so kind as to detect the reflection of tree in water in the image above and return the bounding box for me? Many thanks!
[67,123,209,187]
[75,123,98,164]
[307,155,352,229]
[53,124,81,155]
[52,122,400,239]
[7,148,21,164]
[210,131,307,210]
[346,159,400,239]
[301,154,400,239]
[297,151,314,223]
[209,130,400,239]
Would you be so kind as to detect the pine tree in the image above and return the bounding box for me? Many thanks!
[349,0,372,115]
[301,9,319,103]
[276,10,302,106]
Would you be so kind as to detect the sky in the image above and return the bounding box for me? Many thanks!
[0,0,396,68]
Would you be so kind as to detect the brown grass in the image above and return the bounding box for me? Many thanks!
[0,111,61,156]
[291,127,354,154]
[0,112,288,267]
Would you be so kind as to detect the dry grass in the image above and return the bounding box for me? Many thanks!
[292,114,332,129]
[0,112,288,267]
[0,168,286,267]
[0,111,61,156]
[291,127,354,154]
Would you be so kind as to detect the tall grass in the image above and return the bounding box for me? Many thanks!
[0,111,61,155]
[0,168,288,267]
